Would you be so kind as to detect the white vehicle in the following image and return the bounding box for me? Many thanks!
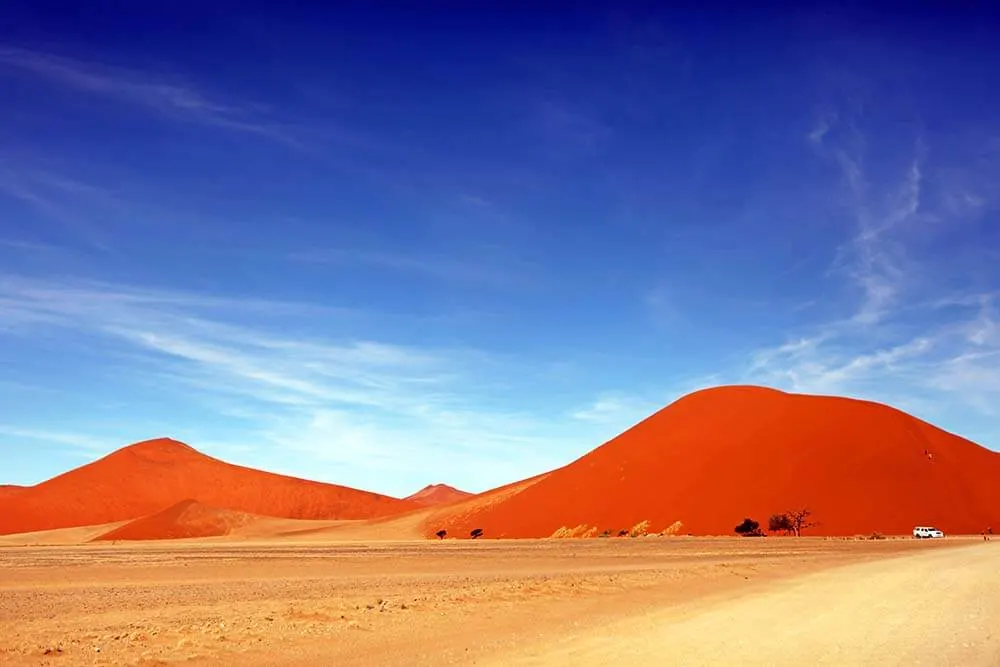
[912,526,945,539]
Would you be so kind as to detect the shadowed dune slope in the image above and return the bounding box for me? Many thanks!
[0,438,421,535]
[424,386,1000,538]
[94,500,255,541]
[404,484,472,506]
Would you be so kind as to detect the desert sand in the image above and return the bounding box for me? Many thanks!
[1,537,993,666]
[94,500,259,541]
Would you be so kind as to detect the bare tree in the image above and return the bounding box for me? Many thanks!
[786,508,816,537]
[435,529,447,540]
[470,528,484,539]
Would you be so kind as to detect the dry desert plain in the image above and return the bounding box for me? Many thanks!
[4,387,1000,665]
[1,534,998,666]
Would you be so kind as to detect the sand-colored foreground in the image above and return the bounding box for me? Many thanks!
[1,537,992,666]
[500,541,1000,666]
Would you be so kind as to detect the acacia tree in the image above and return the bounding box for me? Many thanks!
[768,513,794,535]
[785,508,816,537]
[435,529,447,540]
[470,528,484,539]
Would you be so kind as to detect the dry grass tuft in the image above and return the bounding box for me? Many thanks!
[629,520,650,538]
[661,520,684,536]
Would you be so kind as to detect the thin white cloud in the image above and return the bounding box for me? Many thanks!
[0,46,301,147]
[291,247,526,287]
[0,161,120,248]
[0,426,113,455]
[0,276,584,494]
[571,392,660,424]
[745,115,1000,433]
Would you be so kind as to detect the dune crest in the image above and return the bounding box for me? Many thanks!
[404,484,472,506]
[423,386,1000,538]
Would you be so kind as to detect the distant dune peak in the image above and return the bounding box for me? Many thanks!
[405,483,472,506]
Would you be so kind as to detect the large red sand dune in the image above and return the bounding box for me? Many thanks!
[94,499,255,541]
[423,386,1000,538]
[0,438,420,536]
[404,484,472,506]
[0,484,24,498]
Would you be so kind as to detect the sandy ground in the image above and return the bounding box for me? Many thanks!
[0,537,993,666]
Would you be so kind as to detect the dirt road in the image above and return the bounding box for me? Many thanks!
[0,537,991,666]
[501,542,1000,666]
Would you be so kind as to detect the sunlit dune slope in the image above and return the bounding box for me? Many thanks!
[0,438,420,535]
[424,386,1000,538]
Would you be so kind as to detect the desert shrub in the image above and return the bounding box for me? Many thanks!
[470,528,484,539]
[868,531,885,540]
[629,520,651,538]
[734,518,764,536]
[435,529,447,540]
[599,529,612,538]
[617,529,629,537]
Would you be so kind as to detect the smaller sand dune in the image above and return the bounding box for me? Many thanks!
[0,521,129,546]
[0,484,24,498]
[94,500,258,541]
[404,484,472,506]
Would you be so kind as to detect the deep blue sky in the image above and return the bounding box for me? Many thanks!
[1,4,998,495]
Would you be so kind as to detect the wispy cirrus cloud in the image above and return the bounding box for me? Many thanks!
[746,110,1000,433]
[0,426,112,456]
[0,45,302,147]
[0,160,123,248]
[809,112,926,326]
[291,247,530,287]
[571,392,661,424]
[0,276,579,493]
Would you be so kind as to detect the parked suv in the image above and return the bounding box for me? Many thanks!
[912,526,945,538]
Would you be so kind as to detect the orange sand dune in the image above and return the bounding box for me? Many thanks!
[0,438,420,536]
[424,386,1000,538]
[404,483,472,506]
[94,499,256,541]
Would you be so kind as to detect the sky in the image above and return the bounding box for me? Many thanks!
[1,4,998,496]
